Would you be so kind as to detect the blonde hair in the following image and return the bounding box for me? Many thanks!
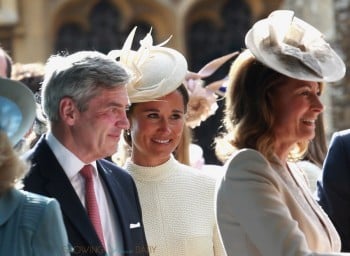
[173,125,191,165]
[0,132,28,195]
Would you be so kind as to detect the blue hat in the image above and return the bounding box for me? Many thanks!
[0,77,36,145]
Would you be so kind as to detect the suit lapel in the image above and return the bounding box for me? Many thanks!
[32,137,104,252]
[287,162,338,248]
[96,161,134,251]
[46,180,103,248]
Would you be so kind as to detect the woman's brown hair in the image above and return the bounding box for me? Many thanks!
[216,50,315,163]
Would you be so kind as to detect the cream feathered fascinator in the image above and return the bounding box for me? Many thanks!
[245,10,345,82]
[108,27,188,103]
[184,52,238,128]
[108,27,237,128]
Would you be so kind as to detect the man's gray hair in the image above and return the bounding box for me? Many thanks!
[41,51,130,122]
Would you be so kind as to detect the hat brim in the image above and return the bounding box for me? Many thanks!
[245,10,346,82]
[0,77,36,145]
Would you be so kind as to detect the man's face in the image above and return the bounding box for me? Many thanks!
[63,86,130,163]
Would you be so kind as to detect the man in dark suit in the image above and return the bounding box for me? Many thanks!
[317,129,350,252]
[23,51,149,256]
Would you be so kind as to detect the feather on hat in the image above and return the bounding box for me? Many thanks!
[108,27,188,103]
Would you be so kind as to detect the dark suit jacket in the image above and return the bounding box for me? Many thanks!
[317,129,350,252]
[23,135,149,256]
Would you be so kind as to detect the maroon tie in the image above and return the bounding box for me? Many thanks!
[80,164,106,249]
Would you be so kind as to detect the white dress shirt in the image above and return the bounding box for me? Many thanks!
[46,132,123,255]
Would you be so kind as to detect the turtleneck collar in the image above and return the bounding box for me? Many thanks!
[124,155,179,181]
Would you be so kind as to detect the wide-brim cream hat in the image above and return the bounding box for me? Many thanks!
[0,77,36,145]
[108,27,188,103]
[245,10,346,82]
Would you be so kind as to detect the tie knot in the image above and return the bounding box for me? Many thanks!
[80,164,94,180]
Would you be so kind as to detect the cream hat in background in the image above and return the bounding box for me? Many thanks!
[108,27,188,103]
[184,51,238,128]
[0,77,36,145]
[245,10,346,82]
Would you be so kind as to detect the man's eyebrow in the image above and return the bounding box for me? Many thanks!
[106,102,128,108]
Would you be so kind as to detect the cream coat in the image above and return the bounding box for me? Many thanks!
[215,149,350,256]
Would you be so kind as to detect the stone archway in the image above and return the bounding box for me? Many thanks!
[52,0,176,54]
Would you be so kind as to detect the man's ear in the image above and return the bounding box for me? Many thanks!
[59,97,78,126]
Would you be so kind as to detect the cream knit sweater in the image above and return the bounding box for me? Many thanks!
[124,156,226,256]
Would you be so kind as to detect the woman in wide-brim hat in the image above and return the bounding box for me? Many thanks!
[215,10,349,256]
[0,77,70,255]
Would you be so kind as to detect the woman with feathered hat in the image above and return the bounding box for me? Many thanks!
[108,28,226,256]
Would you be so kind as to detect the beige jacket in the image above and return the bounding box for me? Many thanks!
[215,148,350,256]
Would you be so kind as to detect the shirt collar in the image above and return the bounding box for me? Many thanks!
[46,132,98,179]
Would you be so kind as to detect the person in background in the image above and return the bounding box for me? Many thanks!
[11,62,47,149]
[317,129,350,252]
[11,62,45,102]
[22,50,149,256]
[183,51,237,177]
[0,77,69,255]
[0,46,12,78]
[215,10,349,256]
[108,27,226,256]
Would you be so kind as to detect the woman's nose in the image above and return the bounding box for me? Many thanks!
[159,118,171,132]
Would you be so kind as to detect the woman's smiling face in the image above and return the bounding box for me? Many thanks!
[129,90,186,166]
[271,78,324,149]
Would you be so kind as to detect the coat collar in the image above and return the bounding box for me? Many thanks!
[0,188,23,225]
